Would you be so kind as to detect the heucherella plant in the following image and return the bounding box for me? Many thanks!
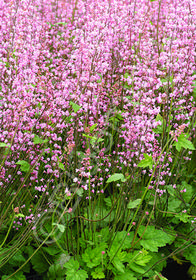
[0,0,195,279]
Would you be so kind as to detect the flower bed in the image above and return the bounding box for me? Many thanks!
[0,0,196,279]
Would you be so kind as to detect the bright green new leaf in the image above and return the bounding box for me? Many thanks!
[90,124,98,132]
[58,161,65,171]
[91,267,105,279]
[109,247,127,273]
[173,133,195,152]
[114,270,137,280]
[0,142,10,148]
[128,250,152,267]
[52,223,65,233]
[16,160,31,172]
[70,101,81,113]
[106,173,126,183]
[138,154,154,169]
[33,134,48,145]
[127,199,141,209]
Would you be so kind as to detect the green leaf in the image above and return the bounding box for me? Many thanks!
[2,271,26,280]
[97,73,102,83]
[91,267,105,279]
[9,250,26,267]
[64,259,88,280]
[173,133,195,152]
[106,173,126,183]
[64,259,79,271]
[112,231,135,250]
[175,213,191,223]
[16,160,31,172]
[137,226,175,252]
[108,247,127,273]
[82,245,106,268]
[114,269,137,280]
[52,223,65,233]
[33,134,48,145]
[53,22,68,26]
[31,251,49,273]
[90,124,98,132]
[138,154,154,169]
[67,270,88,280]
[76,188,84,197]
[58,161,65,171]
[127,199,141,209]
[127,249,152,267]
[43,245,61,256]
[0,142,10,148]
[70,101,81,113]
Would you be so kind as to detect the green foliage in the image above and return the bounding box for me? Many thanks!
[16,160,31,172]
[33,134,48,145]
[114,269,137,280]
[82,244,107,268]
[69,101,82,113]
[1,271,26,280]
[47,263,66,279]
[106,173,126,183]
[91,267,105,279]
[138,154,154,169]
[173,133,195,152]
[52,223,65,233]
[30,250,49,274]
[64,259,88,280]
[137,226,176,252]
[127,199,141,209]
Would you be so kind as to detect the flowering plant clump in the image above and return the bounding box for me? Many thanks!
[0,0,196,279]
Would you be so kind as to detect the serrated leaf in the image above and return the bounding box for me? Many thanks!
[106,173,126,183]
[16,160,31,172]
[137,226,176,252]
[108,247,127,273]
[138,154,154,169]
[112,231,135,250]
[175,213,190,223]
[114,269,137,280]
[127,250,152,267]
[64,259,88,280]
[91,267,105,279]
[66,270,88,280]
[70,101,81,113]
[2,271,26,280]
[173,133,195,152]
[127,199,141,209]
[82,245,106,268]
[64,259,79,271]
[31,251,49,273]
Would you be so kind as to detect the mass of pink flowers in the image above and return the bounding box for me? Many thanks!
[0,0,195,225]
